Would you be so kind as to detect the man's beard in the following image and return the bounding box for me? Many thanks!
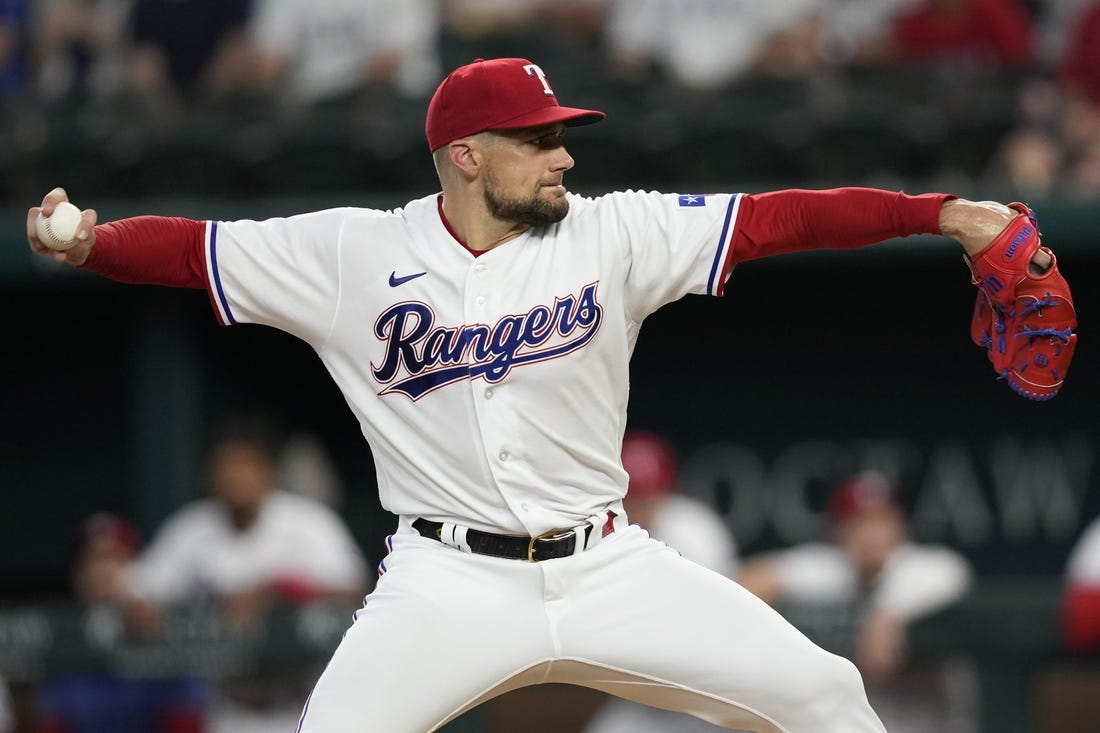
[484,171,569,227]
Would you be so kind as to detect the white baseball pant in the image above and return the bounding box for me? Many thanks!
[296,520,886,733]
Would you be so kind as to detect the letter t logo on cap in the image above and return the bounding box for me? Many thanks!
[524,64,555,97]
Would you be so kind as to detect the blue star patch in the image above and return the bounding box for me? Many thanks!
[678,194,707,207]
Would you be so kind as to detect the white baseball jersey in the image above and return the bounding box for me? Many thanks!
[201,191,891,733]
[129,490,367,601]
[1066,516,1100,584]
[204,191,742,536]
[762,541,972,620]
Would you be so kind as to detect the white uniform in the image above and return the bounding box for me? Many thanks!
[130,490,367,602]
[762,542,971,619]
[1066,517,1100,585]
[203,190,886,732]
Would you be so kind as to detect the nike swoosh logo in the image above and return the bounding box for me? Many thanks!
[389,270,427,287]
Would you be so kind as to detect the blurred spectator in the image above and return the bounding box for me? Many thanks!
[583,430,738,733]
[812,0,923,67]
[0,0,28,96]
[246,0,440,104]
[999,0,1100,194]
[441,0,606,95]
[32,513,209,733]
[443,0,606,39]
[126,418,368,618]
[737,471,975,733]
[30,0,132,101]
[125,0,253,97]
[1057,0,1100,189]
[889,0,1035,71]
[603,0,822,90]
[122,417,369,733]
[617,430,738,576]
[1061,514,1100,653]
[1033,0,1094,64]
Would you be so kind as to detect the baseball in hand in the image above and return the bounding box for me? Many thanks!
[36,201,83,251]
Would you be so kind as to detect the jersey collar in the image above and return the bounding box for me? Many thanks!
[437,195,488,259]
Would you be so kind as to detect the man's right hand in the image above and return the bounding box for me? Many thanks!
[27,187,98,266]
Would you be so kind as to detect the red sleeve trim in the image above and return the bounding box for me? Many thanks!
[728,188,953,264]
[81,216,208,289]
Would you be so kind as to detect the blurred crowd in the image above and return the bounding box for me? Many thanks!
[2,420,1099,732]
[2,417,369,733]
[0,0,1099,196]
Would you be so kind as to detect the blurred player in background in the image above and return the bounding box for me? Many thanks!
[32,513,209,733]
[1046,510,1100,733]
[119,418,368,733]
[616,430,739,576]
[1061,511,1100,654]
[738,471,975,733]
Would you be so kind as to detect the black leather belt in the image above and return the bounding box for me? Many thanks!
[413,518,596,562]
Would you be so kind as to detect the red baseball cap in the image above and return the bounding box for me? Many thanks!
[78,512,143,556]
[825,471,899,522]
[621,431,680,499]
[425,57,605,151]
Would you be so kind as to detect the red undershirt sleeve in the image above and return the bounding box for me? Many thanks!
[80,216,208,289]
[729,188,954,263]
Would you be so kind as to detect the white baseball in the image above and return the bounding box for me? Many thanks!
[36,201,83,251]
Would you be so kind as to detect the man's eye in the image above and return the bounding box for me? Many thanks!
[532,135,563,149]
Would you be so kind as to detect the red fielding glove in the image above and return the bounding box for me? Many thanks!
[966,203,1077,400]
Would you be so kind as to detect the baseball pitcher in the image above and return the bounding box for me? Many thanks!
[27,58,1076,732]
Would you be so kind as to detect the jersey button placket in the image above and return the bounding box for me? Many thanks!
[470,266,491,401]
[464,258,526,527]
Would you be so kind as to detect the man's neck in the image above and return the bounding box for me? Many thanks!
[439,193,529,253]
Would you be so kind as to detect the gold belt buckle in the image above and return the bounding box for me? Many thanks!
[527,528,572,562]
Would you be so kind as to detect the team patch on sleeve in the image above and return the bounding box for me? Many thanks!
[678,194,710,207]
[706,194,743,296]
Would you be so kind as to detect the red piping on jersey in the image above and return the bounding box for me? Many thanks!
[437,195,490,258]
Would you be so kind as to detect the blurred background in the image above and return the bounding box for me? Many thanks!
[2,0,1099,731]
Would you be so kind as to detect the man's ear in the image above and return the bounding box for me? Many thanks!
[448,138,483,179]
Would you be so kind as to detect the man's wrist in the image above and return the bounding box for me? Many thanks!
[939,199,1015,257]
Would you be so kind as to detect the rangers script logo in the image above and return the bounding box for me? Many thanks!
[372,282,603,400]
